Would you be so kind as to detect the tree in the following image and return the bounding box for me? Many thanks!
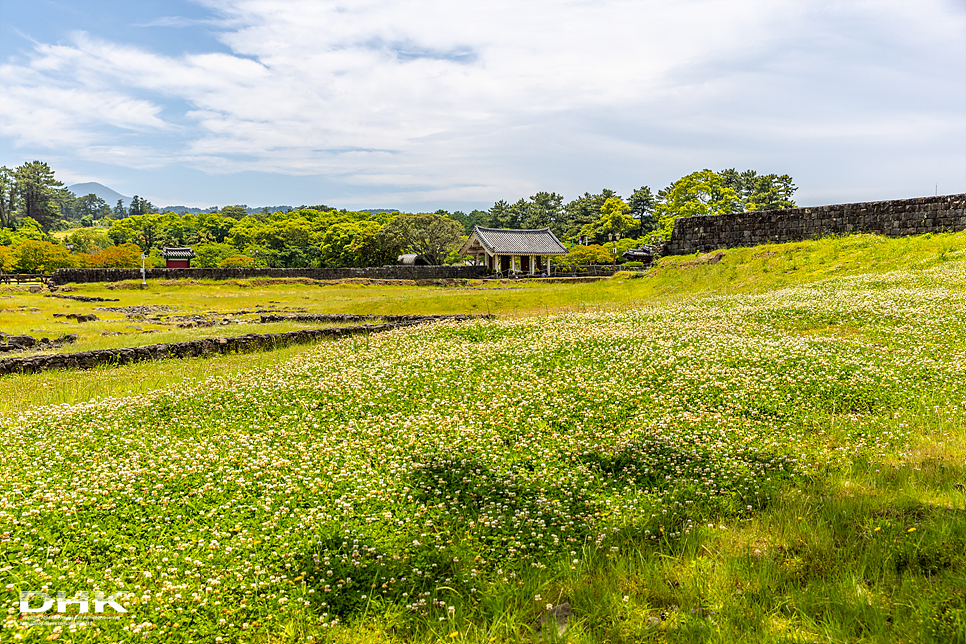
[226,217,264,252]
[197,212,234,243]
[129,196,144,218]
[14,218,48,242]
[220,206,248,219]
[78,194,110,220]
[61,193,111,221]
[562,189,618,241]
[192,243,237,268]
[598,197,636,238]
[449,209,488,234]
[157,212,197,247]
[0,167,17,229]
[719,168,797,212]
[486,200,516,229]
[318,220,392,267]
[10,240,75,273]
[113,199,127,218]
[14,161,71,231]
[106,217,139,247]
[628,186,656,236]
[652,170,739,239]
[134,215,160,251]
[65,228,112,254]
[255,218,314,252]
[379,212,463,265]
[522,191,564,232]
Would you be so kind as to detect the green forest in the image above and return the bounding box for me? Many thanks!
[0,161,796,273]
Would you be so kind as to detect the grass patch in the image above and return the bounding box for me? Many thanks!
[3,232,966,642]
[0,342,323,413]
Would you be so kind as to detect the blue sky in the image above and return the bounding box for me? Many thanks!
[1,0,964,212]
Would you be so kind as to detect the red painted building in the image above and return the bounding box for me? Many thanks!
[161,247,196,268]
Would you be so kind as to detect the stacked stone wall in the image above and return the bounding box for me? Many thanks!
[50,265,485,285]
[663,194,966,255]
[0,315,486,376]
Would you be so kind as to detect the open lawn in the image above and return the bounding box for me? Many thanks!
[2,232,966,643]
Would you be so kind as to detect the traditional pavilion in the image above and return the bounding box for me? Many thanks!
[160,247,196,269]
[460,226,568,275]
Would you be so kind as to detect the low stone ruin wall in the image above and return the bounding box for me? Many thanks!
[0,315,487,376]
[50,265,486,285]
[664,193,966,255]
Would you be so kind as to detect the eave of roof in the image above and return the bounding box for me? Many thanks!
[160,247,196,258]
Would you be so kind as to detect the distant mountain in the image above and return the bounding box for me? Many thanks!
[158,205,294,215]
[68,182,131,208]
[68,183,299,215]
[159,205,221,215]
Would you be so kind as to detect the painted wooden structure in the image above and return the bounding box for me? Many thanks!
[460,227,567,275]
[160,247,196,269]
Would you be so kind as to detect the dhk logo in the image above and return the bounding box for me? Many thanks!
[20,591,129,614]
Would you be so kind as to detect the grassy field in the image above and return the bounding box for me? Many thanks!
[2,232,966,643]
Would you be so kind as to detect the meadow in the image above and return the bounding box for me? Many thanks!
[2,233,966,643]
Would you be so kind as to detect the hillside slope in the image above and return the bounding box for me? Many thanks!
[637,231,966,301]
[2,231,965,642]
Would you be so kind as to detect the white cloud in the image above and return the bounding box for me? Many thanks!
[0,0,963,206]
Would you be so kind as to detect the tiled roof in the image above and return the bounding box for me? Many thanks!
[160,247,196,259]
[468,227,568,255]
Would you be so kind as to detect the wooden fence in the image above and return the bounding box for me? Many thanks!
[0,273,52,285]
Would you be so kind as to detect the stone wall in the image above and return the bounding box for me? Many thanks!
[0,315,485,376]
[50,264,486,285]
[663,194,966,256]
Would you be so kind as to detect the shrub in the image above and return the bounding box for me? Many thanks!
[80,243,142,268]
[10,240,76,273]
[219,255,257,268]
[552,244,614,267]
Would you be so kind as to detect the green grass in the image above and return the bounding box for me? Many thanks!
[0,342,324,413]
[2,231,966,643]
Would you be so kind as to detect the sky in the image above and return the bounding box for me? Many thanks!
[0,0,964,212]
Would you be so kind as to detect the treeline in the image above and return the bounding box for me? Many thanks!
[0,161,797,273]
[445,168,797,242]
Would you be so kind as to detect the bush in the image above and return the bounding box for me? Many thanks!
[80,243,142,268]
[219,255,257,268]
[0,246,13,273]
[10,240,76,273]
[551,244,614,266]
